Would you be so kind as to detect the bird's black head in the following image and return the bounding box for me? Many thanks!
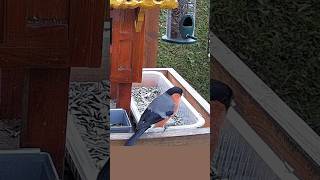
[210,79,233,109]
[166,86,183,96]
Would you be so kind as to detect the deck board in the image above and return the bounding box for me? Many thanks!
[210,31,320,179]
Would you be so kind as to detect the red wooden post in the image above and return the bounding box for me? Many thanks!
[20,68,70,176]
[0,0,106,178]
[210,101,226,161]
[0,68,24,119]
[144,8,160,68]
[110,9,146,113]
[117,83,132,114]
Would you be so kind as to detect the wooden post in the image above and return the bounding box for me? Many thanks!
[0,68,24,119]
[143,8,160,68]
[117,83,132,114]
[110,9,147,113]
[210,101,226,161]
[20,68,70,177]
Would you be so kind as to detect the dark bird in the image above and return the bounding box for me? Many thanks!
[125,86,183,146]
[96,159,109,180]
[210,79,233,110]
[210,79,233,163]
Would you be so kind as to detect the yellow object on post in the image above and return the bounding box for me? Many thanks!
[110,0,178,9]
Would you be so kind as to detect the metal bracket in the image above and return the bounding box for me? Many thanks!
[135,8,145,32]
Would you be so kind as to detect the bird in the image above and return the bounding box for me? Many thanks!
[210,79,233,109]
[210,79,233,162]
[96,159,109,180]
[125,86,183,146]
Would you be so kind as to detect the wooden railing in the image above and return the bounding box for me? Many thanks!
[210,31,320,179]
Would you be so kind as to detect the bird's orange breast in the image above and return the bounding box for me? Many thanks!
[171,93,182,114]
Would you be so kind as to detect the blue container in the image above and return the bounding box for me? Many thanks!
[110,108,133,133]
[0,149,59,180]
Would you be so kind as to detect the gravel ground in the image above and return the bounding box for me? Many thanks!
[0,118,21,149]
[68,80,109,168]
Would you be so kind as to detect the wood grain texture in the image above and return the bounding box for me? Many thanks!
[27,0,67,18]
[225,108,299,180]
[0,48,69,67]
[210,32,320,180]
[0,0,5,44]
[110,9,145,83]
[110,82,133,114]
[0,68,25,118]
[70,21,111,82]
[110,82,118,100]
[117,83,132,114]
[210,101,226,160]
[69,0,105,67]
[110,9,135,82]
[20,68,70,177]
[110,9,146,111]
[143,8,160,68]
[0,0,105,67]
[25,0,69,48]
[5,0,27,47]
[131,9,145,83]
[111,128,210,146]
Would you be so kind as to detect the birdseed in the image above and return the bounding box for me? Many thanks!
[68,80,109,168]
[0,118,21,149]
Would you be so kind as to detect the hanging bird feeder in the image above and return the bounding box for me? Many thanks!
[162,0,197,44]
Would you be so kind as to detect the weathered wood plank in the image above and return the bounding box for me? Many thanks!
[0,48,69,67]
[117,83,132,114]
[210,101,225,160]
[0,0,5,44]
[111,128,210,146]
[226,108,298,180]
[20,68,70,177]
[210,32,320,179]
[0,68,24,118]
[69,0,105,67]
[70,21,110,82]
[143,8,160,68]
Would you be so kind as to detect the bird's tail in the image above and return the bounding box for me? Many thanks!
[96,159,109,180]
[125,126,149,146]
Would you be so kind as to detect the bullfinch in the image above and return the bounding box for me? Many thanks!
[125,86,183,146]
[210,79,233,159]
[210,80,233,179]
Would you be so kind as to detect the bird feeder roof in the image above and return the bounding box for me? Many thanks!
[110,0,178,9]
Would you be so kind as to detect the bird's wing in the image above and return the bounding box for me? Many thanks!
[148,93,175,119]
[137,108,163,129]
